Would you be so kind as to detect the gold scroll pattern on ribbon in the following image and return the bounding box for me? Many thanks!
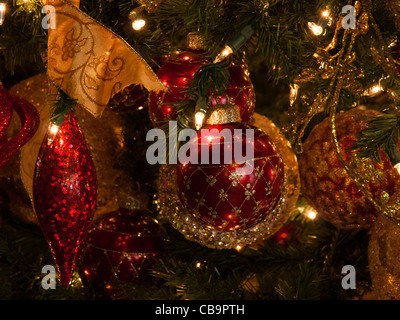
[43,0,166,117]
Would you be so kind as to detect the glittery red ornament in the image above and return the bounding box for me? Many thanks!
[299,107,399,229]
[33,111,97,287]
[176,122,285,232]
[107,84,148,112]
[148,50,255,127]
[78,208,165,298]
[0,86,39,168]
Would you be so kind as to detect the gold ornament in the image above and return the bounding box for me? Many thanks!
[186,32,205,50]
[155,112,300,249]
[74,106,125,220]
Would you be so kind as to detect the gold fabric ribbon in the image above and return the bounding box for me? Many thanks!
[43,0,166,117]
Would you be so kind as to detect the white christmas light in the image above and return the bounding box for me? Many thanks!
[195,111,206,130]
[214,45,233,63]
[305,208,317,220]
[47,123,60,145]
[321,9,330,18]
[0,3,6,26]
[289,84,299,106]
[308,22,323,36]
[394,163,400,176]
[132,18,146,31]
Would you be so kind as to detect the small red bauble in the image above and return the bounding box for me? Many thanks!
[176,122,285,232]
[33,111,97,287]
[148,50,255,127]
[299,107,399,229]
[78,208,165,298]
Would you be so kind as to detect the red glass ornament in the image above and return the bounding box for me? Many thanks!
[176,123,285,232]
[0,86,39,168]
[148,50,255,127]
[33,112,97,287]
[107,84,148,112]
[299,108,399,229]
[78,208,165,298]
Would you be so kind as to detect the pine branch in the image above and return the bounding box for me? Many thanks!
[351,112,400,163]
[49,89,78,124]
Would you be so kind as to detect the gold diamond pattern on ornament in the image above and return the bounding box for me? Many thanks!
[180,155,284,231]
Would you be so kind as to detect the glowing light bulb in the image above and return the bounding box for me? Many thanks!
[321,9,330,18]
[132,18,146,31]
[308,22,323,36]
[289,84,299,106]
[394,163,400,176]
[50,123,59,135]
[305,208,317,220]
[0,3,6,26]
[195,111,205,130]
[363,83,383,97]
[214,45,234,63]
[47,123,60,145]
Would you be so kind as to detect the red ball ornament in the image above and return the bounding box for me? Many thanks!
[148,49,255,127]
[33,111,97,287]
[176,115,285,232]
[299,107,399,229]
[107,84,148,112]
[0,86,39,169]
[78,208,165,298]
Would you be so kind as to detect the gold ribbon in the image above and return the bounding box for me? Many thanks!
[43,0,166,117]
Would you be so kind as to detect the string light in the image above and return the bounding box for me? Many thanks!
[195,111,206,130]
[308,22,324,36]
[298,206,318,220]
[0,2,6,26]
[213,18,259,63]
[308,8,332,36]
[132,18,146,31]
[129,5,147,31]
[394,163,400,176]
[363,77,387,97]
[321,9,330,18]
[47,123,60,145]
[289,84,299,106]
[364,84,383,96]
[214,45,234,63]
[305,208,317,220]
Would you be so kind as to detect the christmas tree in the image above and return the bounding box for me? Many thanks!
[1,0,400,303]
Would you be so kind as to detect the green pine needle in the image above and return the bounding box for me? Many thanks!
[351,112,400,163]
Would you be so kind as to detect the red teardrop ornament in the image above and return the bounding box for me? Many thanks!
[33,111,97,286]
